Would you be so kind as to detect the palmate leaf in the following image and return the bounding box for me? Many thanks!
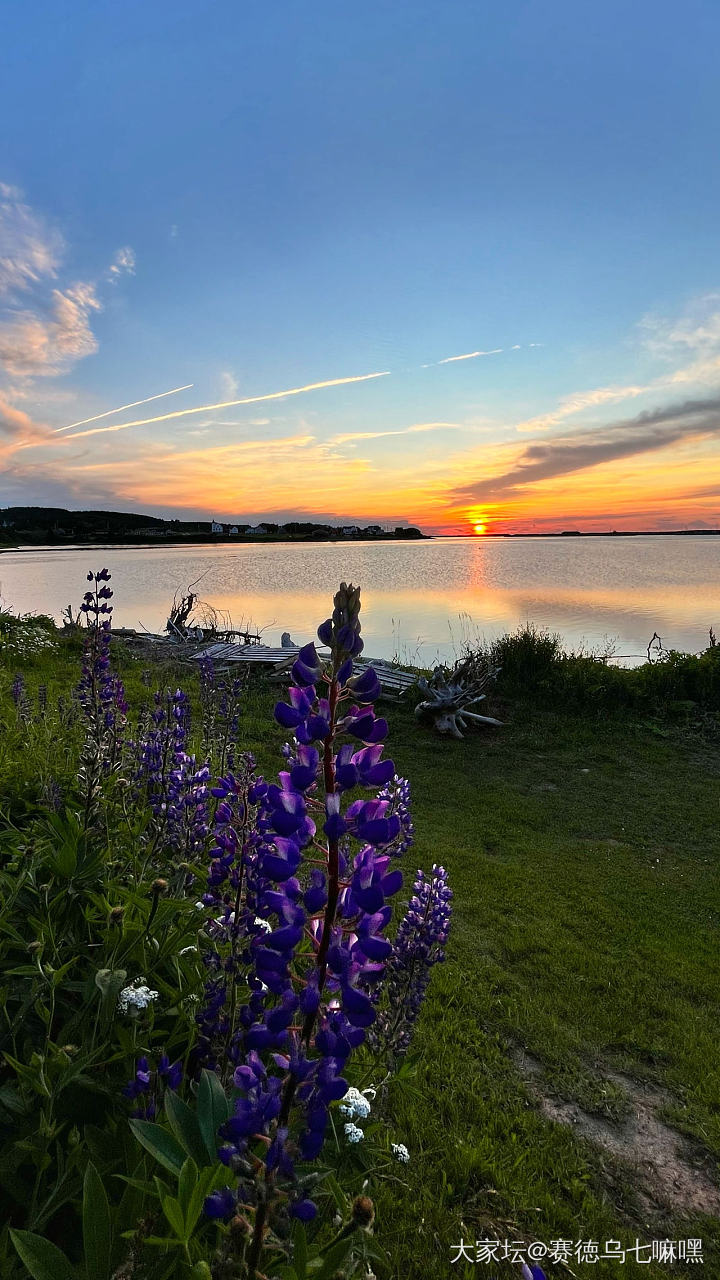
[164,1090,210,1166]
[10,1229,78,1280]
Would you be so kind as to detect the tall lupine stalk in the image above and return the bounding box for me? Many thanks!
[198,653,244,774]
[76,569,127,826]
[199,584,409,1275]
[367,863,453,1062]
[132,687,191,853]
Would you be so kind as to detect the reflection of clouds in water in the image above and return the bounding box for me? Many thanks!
[0,539,717,665]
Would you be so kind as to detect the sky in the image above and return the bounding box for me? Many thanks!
[1,0,720,534]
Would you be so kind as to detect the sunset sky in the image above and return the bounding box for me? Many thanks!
[1,0,720,534]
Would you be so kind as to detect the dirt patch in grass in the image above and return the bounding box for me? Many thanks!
[514,1049,720,1218]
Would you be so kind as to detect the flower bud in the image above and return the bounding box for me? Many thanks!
[351,1195,375,1228]
[152,878,168,894]
[229,1214,251,1241]
[109,905,125,924]
[27,940,43,953]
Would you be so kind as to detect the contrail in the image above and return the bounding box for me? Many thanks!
[54,384,195,433]
[437,348,503,364]
[61,371,391,440]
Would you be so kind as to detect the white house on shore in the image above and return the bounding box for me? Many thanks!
[211,520,224,534]
[342,525,360,537]
[244,524,268,536]
[228,525,239,535]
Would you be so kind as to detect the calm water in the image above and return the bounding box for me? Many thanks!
[1,537,718,666]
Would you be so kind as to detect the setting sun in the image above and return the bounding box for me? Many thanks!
[473,522,486,535]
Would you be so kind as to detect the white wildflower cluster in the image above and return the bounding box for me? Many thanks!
[341,1086,375,1145]
[118,977,159,1014]
[391,1142,410,1164]
[340,1086,372,1120]
[0,623,56,657]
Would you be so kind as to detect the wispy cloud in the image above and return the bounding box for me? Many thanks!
[516,383,650,433]
[220,371,239,399]
[0,281,102,378]
[106,246,135,283]
[0,395,50,462]
[330,421,463,445]
[0,185,135,384]
[516,299,720,435]
[0,183,62,296]
[452,396,720,504]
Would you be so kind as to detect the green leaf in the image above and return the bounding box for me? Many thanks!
[83,1161,112,1280]
[10,1229,78,1280]
[129,1119,186,1175]
[322,1173,347,1214]
[164,1091,209,1166]
[292,1220,308,1278]
[160,1193,186,1240]
[313,1237,354,1280]
[196,1069,230,1162]
[0,1082,27,1115]
[177,1157,198,1216]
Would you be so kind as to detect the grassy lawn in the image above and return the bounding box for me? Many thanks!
[1,636,719,1279]
[375,702,720,1278]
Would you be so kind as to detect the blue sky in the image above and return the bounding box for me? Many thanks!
[2,0,720,531]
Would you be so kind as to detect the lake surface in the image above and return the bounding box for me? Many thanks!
[1,537,718,666]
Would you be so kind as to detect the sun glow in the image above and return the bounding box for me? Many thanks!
[473,522,486,535]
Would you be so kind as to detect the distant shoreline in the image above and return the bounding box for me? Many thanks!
[1,527,718,553]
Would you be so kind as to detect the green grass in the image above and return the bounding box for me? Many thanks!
[372,702,720,1277]
[1,639,719,1278]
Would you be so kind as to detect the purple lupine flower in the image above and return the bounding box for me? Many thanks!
[123,1052,183,1118]
[203,1186,238,1220]
[133,687,191,804]
[199,653,245,775]
[76,570,127,776]
[376,774,414,855]
[165,752,211,858]
[203,584,406,1272]
[40,778,64,812]
[10,672,31,724]
[132,687,200,853]
[190,753,268,1074]
[368,863,453,1059]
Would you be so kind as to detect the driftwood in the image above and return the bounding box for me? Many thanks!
[165,588,261,646]
[166,591,199,637]
[414,658,503,738]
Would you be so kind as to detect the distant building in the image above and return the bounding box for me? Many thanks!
[244,524,268,536]
[228,525,239,535]
[365,524,383,536]
[211,520,224,534]
[342,525,360,537]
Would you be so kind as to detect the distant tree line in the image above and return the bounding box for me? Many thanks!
[0,507,425,545]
